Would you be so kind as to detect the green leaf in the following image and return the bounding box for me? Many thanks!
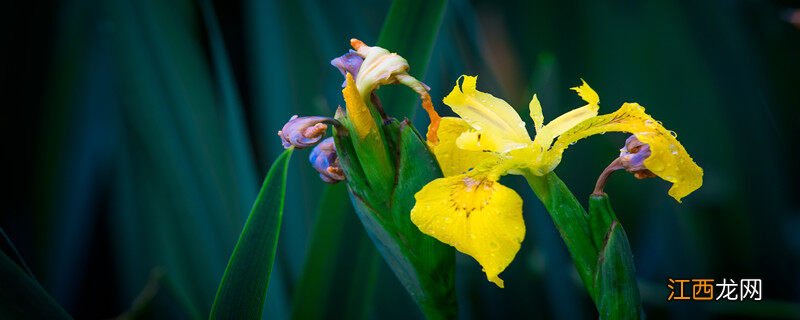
[0,251,72,319]
[377,0,447,116]
[198,0,259,212]
[290,184,349,319]
[0,226,34,278]
[589,194,642,320]
[588,194,617,251]
[210,148,293,319]
[346,121,456,319]
[342,235,381,320]
[594,222,641,320]
[106,0,249,314]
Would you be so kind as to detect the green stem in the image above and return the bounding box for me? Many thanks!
[524,169,642,319]
[523,171,599,300]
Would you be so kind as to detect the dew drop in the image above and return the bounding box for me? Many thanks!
[669,130,678,138]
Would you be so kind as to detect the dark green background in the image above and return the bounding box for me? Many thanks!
[2,0,799,318]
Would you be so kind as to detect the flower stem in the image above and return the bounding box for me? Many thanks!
[523,171,599,300]
[524,170,643,319]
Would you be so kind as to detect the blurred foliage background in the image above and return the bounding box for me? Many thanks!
[2,0,800,318]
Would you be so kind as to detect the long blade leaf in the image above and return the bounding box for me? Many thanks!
[210,148,293,319]
[0,251,72,319]
[377,0,447,116]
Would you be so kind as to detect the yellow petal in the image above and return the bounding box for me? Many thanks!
[570,79,600,106]
[547,103,703,201]
[411,175,525,287]
[531,80,600,149]
[455,130,502,152]
[533,104,599,149]
[529,94,544,132]
[343,73,377,138]
[442,76,531,152]
[430,117,498,176]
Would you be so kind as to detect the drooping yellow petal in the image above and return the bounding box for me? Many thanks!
[529,94,544,132]
[571,79,599,106]
[443,76,531,153]
[343,73,377,138]
[430,117,498,176]
[532,80,601,148]
[546,102,703,202]
[410,174,525,287]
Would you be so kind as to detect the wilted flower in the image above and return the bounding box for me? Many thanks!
[334,38,442,143]
[330,50,363,87]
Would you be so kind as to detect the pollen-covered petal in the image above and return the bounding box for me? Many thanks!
[431,117,498,176]
[410,175,525,287]
[342,73,377,138]
[548,102,703,201]
[442,76,531,152]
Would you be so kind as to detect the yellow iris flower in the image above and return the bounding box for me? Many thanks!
[410,75,703,287]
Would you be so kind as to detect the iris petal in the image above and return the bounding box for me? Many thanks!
[547,102,703,202]
[442,76,531,153]
[410,175,525,287]
[532,80,600,148]
[430,117,498,176]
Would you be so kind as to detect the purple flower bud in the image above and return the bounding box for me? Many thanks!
[277,115,337,149]
[330,50,364,87]
[619,135,656,179]
[593,135,655,195]
[309,137,345,183]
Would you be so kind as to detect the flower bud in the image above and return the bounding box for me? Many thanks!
[309,137,345,183]
[619,135,656,179]
[593,135,655,195]
[330,50,364,87]
[277,115,337,149]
